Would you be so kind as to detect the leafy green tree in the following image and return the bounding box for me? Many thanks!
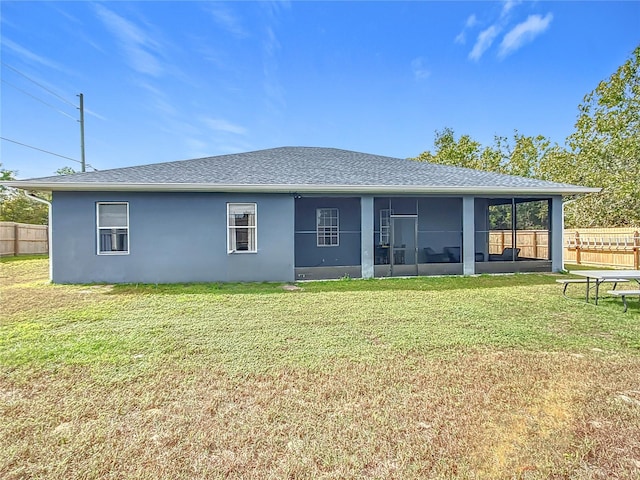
[0,163,70,224]
[0,166,14,181]
[55,166,76,176]
[538,45,640,227]
[412,128,555,177]
[412,127,484,168]
[413,46,640,227]
[413,131,555,229]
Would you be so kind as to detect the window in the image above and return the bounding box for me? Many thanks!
[97,202,129,254]
[317,208,339,246]
[228,203,257,253]
[379,208,392,245]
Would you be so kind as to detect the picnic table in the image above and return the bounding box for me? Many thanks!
[567,270,640,305]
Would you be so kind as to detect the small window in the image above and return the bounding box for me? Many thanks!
[228,203,257,253]
[97,202,129,254]
[317,208,339,246]
[379,208,392,245]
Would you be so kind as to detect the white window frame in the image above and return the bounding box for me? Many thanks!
[227,203,257,253]
[379,208,392,245]
[317,208,339,247]
[96,202,129,255]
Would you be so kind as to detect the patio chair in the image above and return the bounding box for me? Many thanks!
[443,246,461,263]
[490,247,521,261]
[424,247,449,263]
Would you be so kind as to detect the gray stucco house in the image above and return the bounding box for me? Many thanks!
[6,147,598,283]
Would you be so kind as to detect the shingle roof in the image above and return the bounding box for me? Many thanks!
[5,146,598,194]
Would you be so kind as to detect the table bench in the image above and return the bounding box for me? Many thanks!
[607,290,640,313]
[557,278,628,298]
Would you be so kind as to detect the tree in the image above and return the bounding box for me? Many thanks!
[0,164,48,224]
[412,128,555,178]
[412,130,555,229]
[412,127,484,169]
[55,166,76,176]
[412,46,640,227]
[538,45,640,227]
[0,163,76,225]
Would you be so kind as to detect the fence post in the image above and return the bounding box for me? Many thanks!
[575,231,581,265]
[500,230,505,252]
[634,230,639,270]
[532,231,538,259]
[14,223,20,256]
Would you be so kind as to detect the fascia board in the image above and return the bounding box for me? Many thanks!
[1,181,601,195]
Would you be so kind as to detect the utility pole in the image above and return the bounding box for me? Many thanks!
[78,93,86,172]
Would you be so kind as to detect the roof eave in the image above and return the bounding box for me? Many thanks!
[1,181,601,195]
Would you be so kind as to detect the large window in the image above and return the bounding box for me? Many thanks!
[317,208,339,246]
[228,203,257,253]
[97,202,129,254]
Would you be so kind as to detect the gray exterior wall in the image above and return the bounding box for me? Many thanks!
[51,191,295,283]
[49,190,560,284]
[551,195,563,272]
[294,197,361,267]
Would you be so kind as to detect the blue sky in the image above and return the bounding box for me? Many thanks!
[1,1,638,179]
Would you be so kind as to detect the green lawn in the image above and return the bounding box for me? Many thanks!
[1,257,639,479]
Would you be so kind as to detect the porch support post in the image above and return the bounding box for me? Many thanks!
[551,196,563,272]
[462,195,475,276]
[361,195,374,279]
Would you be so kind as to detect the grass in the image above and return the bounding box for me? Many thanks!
[1,258,639,479]
[563,263,616,271]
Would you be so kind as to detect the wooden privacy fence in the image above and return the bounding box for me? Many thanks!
[489,228,640,268]
[564,228,640,269]
[489,230,549,260]
[0,222,48,256]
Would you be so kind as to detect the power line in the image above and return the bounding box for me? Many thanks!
[0,136,98,171]
[1,62,77,107]
[1,79,77,121]
[1,136,78,162]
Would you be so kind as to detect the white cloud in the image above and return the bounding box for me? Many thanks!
[206,3,248,38]
[499,13,553,58]
[501,0,523,19]
[261,24,286,115]
[411,57,430,80]
[94,4,163,76]
[469,25,500,61]
[1,38,64,70]
[263,25,280,59]
[85,108,107,121]
[201,117,248,136]
[454,14,478,45]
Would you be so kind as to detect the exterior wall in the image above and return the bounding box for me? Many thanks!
[50,190,561,283]
[294,197,361,268]
[462,196,475,275]
[551,195,563,272]
[360,196,374,278]
[51,191,295,283]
